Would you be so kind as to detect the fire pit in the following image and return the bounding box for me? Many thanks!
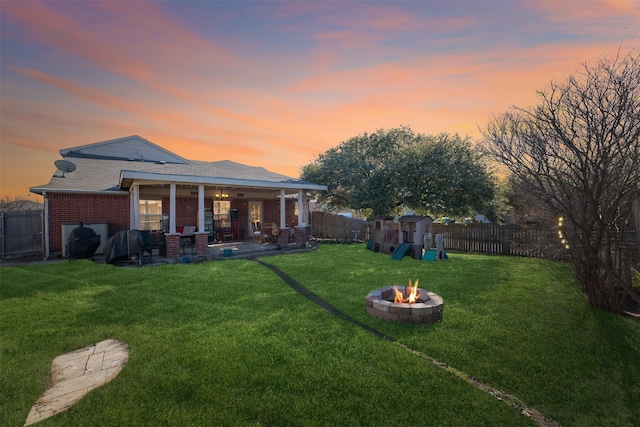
[366,279,444,323]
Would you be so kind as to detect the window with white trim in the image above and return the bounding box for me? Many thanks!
[139,200,162,230]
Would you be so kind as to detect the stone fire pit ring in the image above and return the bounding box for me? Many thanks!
[366,286,444,323]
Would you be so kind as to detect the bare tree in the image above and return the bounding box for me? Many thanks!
[480,50,640,313]
[0,196,43,211]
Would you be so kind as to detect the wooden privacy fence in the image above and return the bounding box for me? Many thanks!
[310,211,371,241]
[0,210,44,259]
[432,223,562,259]
[310,213,559,257]
[310,212,565,259]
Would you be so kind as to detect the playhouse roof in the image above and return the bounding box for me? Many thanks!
[30,135,326,195]
[398,215,433,223]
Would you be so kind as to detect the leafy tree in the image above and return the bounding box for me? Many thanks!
[480,50,640,312]
[401,133,496,219]
[301,126,495,218]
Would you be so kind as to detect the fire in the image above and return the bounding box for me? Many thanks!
[394,278,421,303]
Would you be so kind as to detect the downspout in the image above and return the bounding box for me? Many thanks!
[43,192,50,260]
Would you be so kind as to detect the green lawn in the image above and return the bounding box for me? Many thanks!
[1,245,638,426]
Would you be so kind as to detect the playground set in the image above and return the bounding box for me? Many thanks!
[367,215,447,261]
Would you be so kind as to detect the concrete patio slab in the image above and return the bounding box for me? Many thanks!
[24,339,128,426]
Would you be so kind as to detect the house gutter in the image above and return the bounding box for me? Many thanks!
[29,188,127,196]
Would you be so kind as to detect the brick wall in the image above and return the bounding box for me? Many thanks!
[47,193,129,253]
[157,197,297,231]
[285,199,297,226]
[231,199,248,239]
[260,199,297,227]
[213,199,297,240]
[162,197,212,228]
[47,193,301,253]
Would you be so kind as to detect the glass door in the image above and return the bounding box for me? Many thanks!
[249,201,262,233]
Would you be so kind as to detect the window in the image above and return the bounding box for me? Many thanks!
[139,200,162,230]
[214,200,230,228]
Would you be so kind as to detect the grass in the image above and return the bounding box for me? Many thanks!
[1,245,639,426]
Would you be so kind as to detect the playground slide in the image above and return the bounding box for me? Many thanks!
[422,249,448,261]
[423,250,438,261]
[391,243,413,260]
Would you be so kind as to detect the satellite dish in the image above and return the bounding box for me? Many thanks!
[54,159,77,178]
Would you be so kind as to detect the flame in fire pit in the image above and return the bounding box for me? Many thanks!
[394,278,421,303]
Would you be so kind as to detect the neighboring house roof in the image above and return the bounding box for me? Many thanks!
[59,135,189,164]
[30,136,327,195]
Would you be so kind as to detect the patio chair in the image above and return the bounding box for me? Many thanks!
[180,225,196,254]
[262,224,275,243]
[180,225,196,240]
[270,223,280,244]
[252,222,262,243]
[222,227,233,242]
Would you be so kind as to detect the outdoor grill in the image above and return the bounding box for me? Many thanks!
[66,222,100,259]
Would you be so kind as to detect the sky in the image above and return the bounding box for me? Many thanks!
[1,0,638,199]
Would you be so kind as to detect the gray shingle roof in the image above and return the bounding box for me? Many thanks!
[30,137,326,194]
[30,158,323,194]
[156,160,298,182]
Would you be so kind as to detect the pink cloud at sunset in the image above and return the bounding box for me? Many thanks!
[1,0,638,199]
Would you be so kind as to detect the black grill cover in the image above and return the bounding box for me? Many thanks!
[104,230,154,264]
[66,225,100,259]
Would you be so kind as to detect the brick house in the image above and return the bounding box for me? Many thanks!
[30,135,327,258]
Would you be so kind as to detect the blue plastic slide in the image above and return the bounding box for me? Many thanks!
[392,243,412,260]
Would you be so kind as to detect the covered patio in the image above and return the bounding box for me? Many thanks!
[123,174,324,258]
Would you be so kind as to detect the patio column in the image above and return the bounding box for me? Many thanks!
[197,185,205,232]
[169,183,176,234]
[195,184,209,255]
[297,190,304,226]
[280,189,286,229]
[130,184,140,229]
[304,196,309,226]
[165,183,180,258]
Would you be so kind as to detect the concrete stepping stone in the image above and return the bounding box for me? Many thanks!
[24,339,128,426]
